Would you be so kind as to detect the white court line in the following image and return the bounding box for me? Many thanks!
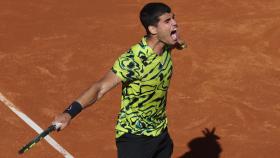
[0,92,74,158]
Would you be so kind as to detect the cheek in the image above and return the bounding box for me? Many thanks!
[158,27,170,38]
[157,23,169,32]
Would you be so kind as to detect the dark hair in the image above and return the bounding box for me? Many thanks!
[140,3,171,35]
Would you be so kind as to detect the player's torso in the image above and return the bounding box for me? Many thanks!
[116,42,173,137]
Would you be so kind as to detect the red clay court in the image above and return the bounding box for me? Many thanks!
[1,0,280,158]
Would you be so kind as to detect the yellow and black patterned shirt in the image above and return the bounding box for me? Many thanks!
[112,37,173,138]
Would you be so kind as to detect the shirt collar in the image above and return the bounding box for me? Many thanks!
[140,36,169,56]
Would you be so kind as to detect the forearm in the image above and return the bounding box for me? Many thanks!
[60,82,104,120]
[52,71,121,130]
[76,82,103,108]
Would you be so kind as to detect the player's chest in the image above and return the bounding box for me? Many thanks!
[141,54,173,85]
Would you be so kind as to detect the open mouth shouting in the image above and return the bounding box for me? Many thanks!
[170,29,186,49]
[170,29,178,42]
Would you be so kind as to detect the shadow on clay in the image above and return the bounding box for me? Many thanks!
[178,128,222,158]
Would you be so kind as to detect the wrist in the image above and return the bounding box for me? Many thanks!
[63,101,83,119]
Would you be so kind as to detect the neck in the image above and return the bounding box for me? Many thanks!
[146,35,166,55]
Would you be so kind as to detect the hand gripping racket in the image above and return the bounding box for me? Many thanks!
[18,125,57,154]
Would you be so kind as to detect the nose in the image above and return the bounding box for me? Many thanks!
[171,19,177,27]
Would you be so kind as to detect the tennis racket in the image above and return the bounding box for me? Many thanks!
[18,125,57,154]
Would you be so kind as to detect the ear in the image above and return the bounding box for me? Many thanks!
[148,25,157,35]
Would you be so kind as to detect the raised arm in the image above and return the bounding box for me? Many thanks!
[52,70,121,131]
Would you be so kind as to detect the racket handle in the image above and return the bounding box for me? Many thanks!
[18,125,56,154]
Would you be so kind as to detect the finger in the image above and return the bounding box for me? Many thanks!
[52,122,62,131]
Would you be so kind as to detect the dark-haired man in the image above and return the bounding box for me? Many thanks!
[52,2,185,158]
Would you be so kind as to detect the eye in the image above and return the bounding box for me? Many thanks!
[164,18,171,23]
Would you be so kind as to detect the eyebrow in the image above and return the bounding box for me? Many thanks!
[165,18,171,22]
[164,13,175,22]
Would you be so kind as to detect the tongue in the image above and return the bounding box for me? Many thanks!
[171,32,178,41]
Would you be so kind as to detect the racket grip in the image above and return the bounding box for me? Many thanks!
[18,125,56,154]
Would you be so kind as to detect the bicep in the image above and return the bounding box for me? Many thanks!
[97,70,122,96]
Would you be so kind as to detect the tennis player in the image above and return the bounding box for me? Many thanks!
[52,2,185,158]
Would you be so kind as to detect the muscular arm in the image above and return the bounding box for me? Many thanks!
[76,70,121,108]
[52,70,121,130]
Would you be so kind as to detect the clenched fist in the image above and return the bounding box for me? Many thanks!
[52,113,71,131]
